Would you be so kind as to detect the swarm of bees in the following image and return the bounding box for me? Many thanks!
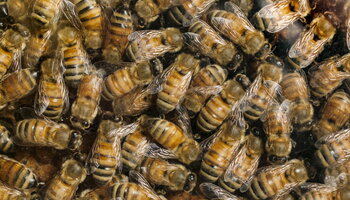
[0,0,349,199]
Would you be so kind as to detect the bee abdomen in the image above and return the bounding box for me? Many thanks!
[248,177,269,200]
[0,126,14,153]
[0,47,12,76]
[102,69,135,100]
[218,178,242,193]
[244,97,267,120]
[109,9,133,49]
[168,5,188,25]
[76,0,102,29]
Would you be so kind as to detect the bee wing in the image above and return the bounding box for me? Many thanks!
[128,170,162,199]
[34,79,50,116]
[61,0,83,30]
[187,85,224,97]
[183,32,212,54]
[170,105,193,137]
[106,122,140,138]
[224,2,256,32]
[128,30,162,42]
[315,128,350,149]
[298,183,337,193]
[347,17,350,50]
[145,142,177,160]
[146,63,176,94]
[200,183,242,200]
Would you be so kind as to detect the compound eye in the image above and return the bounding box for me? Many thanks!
[82,121,89,128]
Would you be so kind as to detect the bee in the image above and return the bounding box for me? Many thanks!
[30,0,61,29]
[262,100,293,164]
[183,64,228,117]
[103,6,134,64]
[218,133,263,193]
[0,155,38,190]
[229,0,254,16]
[297,183,350,200]
[15,119,82,150]
[139,115,201,165]
[70,70,104,130]
[200,182,245,200]
[185,20,243,69]
[252,0,311,33]
[287,14,336,68]
[0,124,14,153]
[58,25,90,88]
[315,128,350,168]
[89,119,124,185]
[248,159,308,200]
[102,59,163,101]
[44,159,87,200]
[200,119,246,183]
[257,55,284,83]
[205,2,271,58]
[35,58,68,121]
[324,159,350,188]
[0,68,37,106]
[197,74,250,133]
[156,53,199,113]
[313,91,350,140]
[280,71,314,132]
[167,0,216,26]
[126,28,183,62]
[135,0,171,25]
[0,181,29,200]
[309,54,350,98]
[0,0,27,21]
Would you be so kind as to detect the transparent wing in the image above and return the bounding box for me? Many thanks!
[183,32,212,54]
[186,85,224,97]
[224,2,256,32]
[298,183,337,193]
[106,122,140,138]
[171,105,193,137]
[146,63,176,94]
[347,17,350,50]
[128,30,162,42]
[145,143,177,160]
[200,183,242,200]
[315,128,350,147]
[62,0,83,30]
[129,170,162,200]
[211,16,241,43]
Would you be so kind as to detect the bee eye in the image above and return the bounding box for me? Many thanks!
[82,121,89,128]
[71,117,78,123]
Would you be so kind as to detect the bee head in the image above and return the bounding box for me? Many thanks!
[68,130,82,150]
[70,116,91,130]
[135,0,154,22]
[183,172,197,192]
[234,73,251,90]
[266,134,292,163]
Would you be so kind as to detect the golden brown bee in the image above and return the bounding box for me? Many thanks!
[156,53,199,113]
[248,159,308,200]
[167,0,216,26]
[200,120,246,182]
[324,159,350,188]
[103,6,134,64]
[58,25,90,88]
[200,182,245,200]
[205,2,271,58]
[30,0,61,29]
[89,119,124,185]
[229,0,254,16]
[315,128,350,168]
[288,14,336,68]
[313,91,350,140]
[186,20,243,69]
[102,59,163,101]
[183,64,228,117]
[135,0,171,25]
[257,55,284,83]
[44,159,87,200]
[0,0,27,22]
[0,181,29,200]
[252,0,311,33]
[15,119,82,150]
[280,71,314,132]
[0,68,37,106]
[298,183,350,200]
[35,58,68,121]
[309,54,350,98]
[218,133,263,193]
[0,124,14,153]
[140,115,201,165]
[0,155,38,190]
[70,71,104,130]
[197,74,250,132]
[126,28,183,62]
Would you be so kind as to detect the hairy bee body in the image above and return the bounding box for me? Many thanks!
[183,64,227,117]
[229,0,253,16]
[102,60,162,101]
[219,134,263,192]
[111,182,160,200]
[44,159,86,200]
[135,0,171,24]
[24,29,52,69]
[140,116,201,165]
[0,155,38,190]
[31,0,61,29]
[0,69,37,106]
[15,119,82,150]
[200,120,246,182]
[248,159,308,200]
[313,91,350,140]
[70,72,103,130]
[156,53,199,113]
[0,182,28,200]
[0,125,14,153]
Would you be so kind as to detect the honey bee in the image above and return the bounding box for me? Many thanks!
[0,0,27,22]
[288,14,336,68]
[324,159,350,188]
[70,70,104,130]
[44,159,87,200]
[297,183,350,200]
[89,119,124,185]
[197,74,250,133]
[0,124,14,153]
[15,119,82,150]
[252,0,311,33]
[262,100,293,164]
[102,59,163,101]
[35,58,69,121]
[30,0,62,29]
[229,0,254,16]
[0,181,29,200]
[58,25,90,87]
[218,133,263,193]
[309,54,350,98]
[185,20,243,69]
[248,159,308,199]
[257,55,284,83]
[183,64,228,117]
[135,0,171,25]
[205,2,271,58]
[0,68,37,107]
[139,115,201,165]
[280,71,314,132]
[315,128,350,168]
[167,0,216,26]
[156,53,199,113]
[200,182,245,200]
[126,28,183,62]
[0,155,38,190]
[200,119,246,183]
[313,91,350,140]
[103,6,134,64]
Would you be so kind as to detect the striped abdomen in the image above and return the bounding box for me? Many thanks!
[109,8,133,50]
[121,130,148,171]
[102,68,136,101]
[0,45,13,78]
[280,72,308,101]
[74,0,103,31]
[31,0,61,28]
[316,136,350,168]
[310,65,344,98]
[0,183,27,200]
[24,31,51,69]
[0,125,14,153]
[299,191,333,200]
[111,182,155,200]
